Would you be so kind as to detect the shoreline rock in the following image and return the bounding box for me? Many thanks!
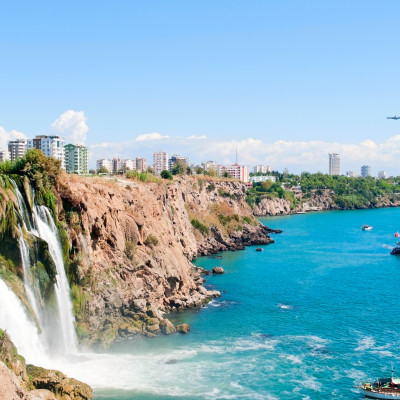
[0,330,92,400]
[212,266,225,274]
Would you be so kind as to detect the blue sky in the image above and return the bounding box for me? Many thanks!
[1,1,400,174]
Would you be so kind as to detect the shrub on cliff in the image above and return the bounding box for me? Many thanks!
[0,149,61,190]
[161,170,173,180]
[206,183,215,192]
[191,219,209,235]
[144,234,159,247]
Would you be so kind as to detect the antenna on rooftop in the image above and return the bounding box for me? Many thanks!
[235,147,238,164]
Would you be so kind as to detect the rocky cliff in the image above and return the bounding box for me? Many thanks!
[253,188,400,216]
[55,175,278,346]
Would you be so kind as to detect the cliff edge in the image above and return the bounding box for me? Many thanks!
[56,175,278,346]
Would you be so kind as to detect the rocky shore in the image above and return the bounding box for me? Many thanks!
[0,330,92,400]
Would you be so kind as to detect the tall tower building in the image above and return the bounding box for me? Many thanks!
[329,153,340,175]
[153,152,169,175]
[361,165,371,177]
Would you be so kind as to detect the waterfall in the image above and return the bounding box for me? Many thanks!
[32,204,78,353]
[9,182,78,357]
[0,278,48,365]
[18,230,42,321]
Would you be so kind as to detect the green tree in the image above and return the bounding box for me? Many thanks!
[172,162,185,175]
[194,166,204,175]
[97,166,109,174]
[161,170,173,180]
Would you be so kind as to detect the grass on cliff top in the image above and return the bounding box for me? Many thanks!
[126,170,161,183]
[186,201,256,238]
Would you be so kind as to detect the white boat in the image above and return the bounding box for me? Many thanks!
[359,376,400,399]
[362,224,373,231]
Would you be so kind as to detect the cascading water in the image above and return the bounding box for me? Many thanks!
[18,230,42,321]
[32,204,78,353]
[0,278,48,365]
[10,182,78,357]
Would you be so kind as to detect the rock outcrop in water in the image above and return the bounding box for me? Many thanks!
[0,330,92,400]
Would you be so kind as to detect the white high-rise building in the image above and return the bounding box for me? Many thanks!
[253,165,273,174]
[124,159,136,171]
[8,139,27,161]
[346,171,357,177]
[153,152,169,175]
[361,165,371,177]
[329,153,340,175]
[378,171,387,179]
[202,161,217,172]
[96,159,112,173]
[28,135,65,169]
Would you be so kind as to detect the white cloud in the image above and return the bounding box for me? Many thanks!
[135,133,169,142]
[51,110,88,145]
[0,127,27,150]
[187,135,207,140]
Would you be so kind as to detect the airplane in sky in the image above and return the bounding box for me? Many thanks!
[387,115,400,120]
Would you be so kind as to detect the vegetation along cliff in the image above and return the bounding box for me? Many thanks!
[247,172,400,216]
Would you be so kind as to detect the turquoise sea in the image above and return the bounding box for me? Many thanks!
[90,208,400,400]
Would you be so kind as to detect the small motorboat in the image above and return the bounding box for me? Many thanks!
[361,224,373,231]
[256,248,263,252]
[391,247,400,255]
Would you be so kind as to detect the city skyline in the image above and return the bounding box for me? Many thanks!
[2,1,400,175]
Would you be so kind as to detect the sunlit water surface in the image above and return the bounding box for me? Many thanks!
[66,208,400,399]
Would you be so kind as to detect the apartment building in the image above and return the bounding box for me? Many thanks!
[153,152,169,175]
[28,135,65,169]
[136,157,147,172]
[96,159,113,173]
[168,154,188,172]
[253,165,273,174]
[8,139,27,161]
[64,144,88,174]
[217,163,250,183]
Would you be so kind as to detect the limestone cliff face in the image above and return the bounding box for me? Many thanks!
[253,197,293,216]
[57,175,276,346]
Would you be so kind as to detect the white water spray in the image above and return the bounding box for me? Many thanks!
[18,231,41,321]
